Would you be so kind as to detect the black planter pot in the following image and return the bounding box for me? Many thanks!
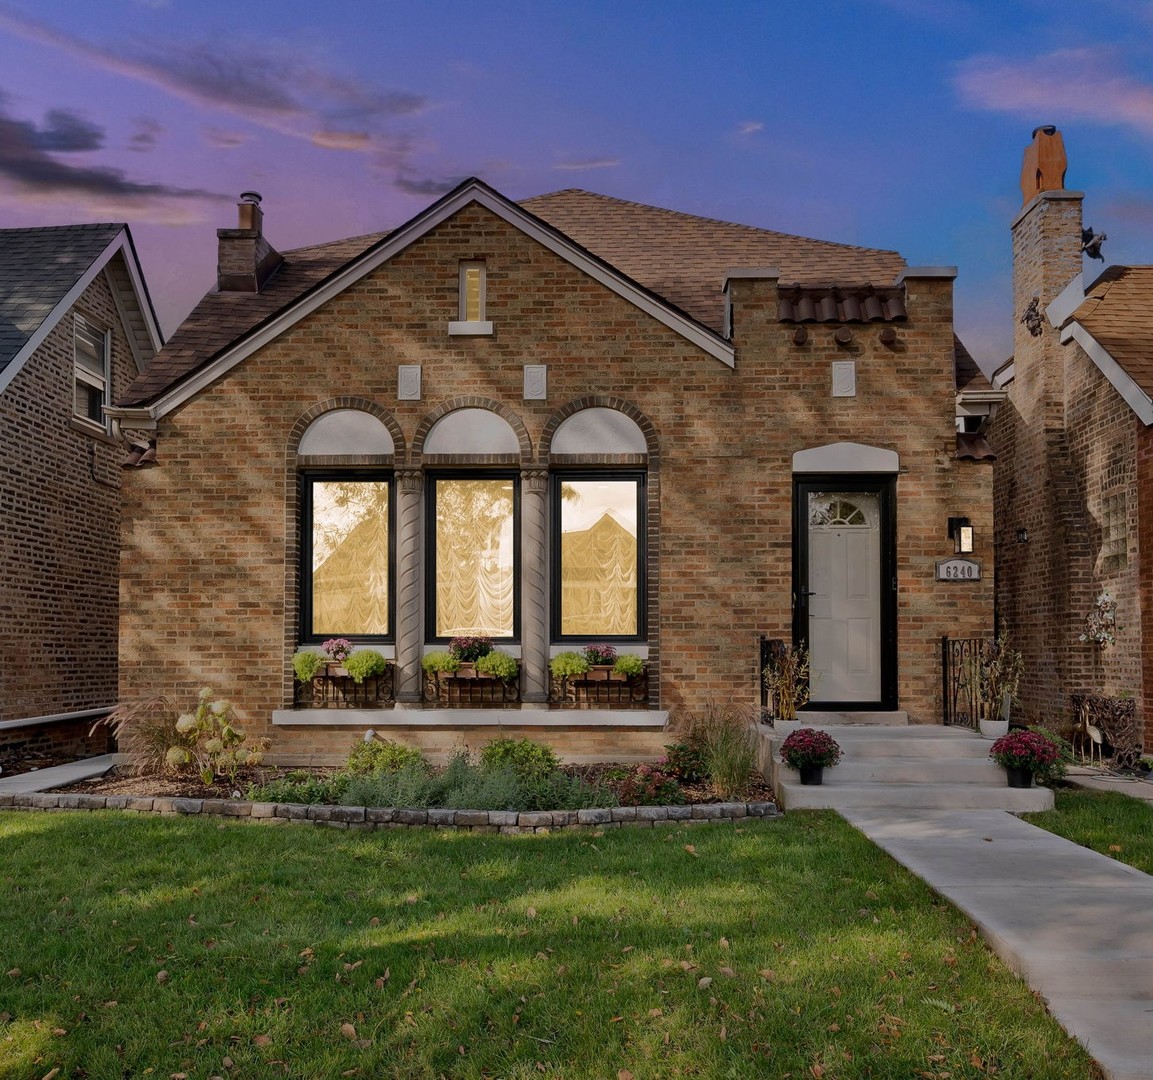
[798,764,824,786]
[1005,766,1034,789]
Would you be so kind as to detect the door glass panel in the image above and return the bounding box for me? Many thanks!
[806,490,881,702]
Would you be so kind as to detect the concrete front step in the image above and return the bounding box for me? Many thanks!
[761,725,1054,812]
[777,780,1054,812]
[797,710,909,726]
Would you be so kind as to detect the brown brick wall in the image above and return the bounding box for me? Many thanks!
[993,190,1147,745]
[0,270,136,722]
[120,204,994,755]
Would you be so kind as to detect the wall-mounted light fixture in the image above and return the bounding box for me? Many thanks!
[947,516,974,554]
[1016,528,1029,544]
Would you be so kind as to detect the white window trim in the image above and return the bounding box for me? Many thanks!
[448,261,493,335]
[73,314,110,432]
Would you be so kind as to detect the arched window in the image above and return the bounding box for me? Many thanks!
[297,409,395,643]
[550,408,647,642]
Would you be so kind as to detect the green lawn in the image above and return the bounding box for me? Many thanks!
[0,811,1094,1079]
[1024,786,1153,875]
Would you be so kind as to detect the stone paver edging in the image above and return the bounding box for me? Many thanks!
[0,791,778,831]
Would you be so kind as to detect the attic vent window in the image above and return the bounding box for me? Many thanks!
[73,314,110,430]
[448,261,494,336]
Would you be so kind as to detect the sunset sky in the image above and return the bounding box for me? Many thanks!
[1,0,1151,372]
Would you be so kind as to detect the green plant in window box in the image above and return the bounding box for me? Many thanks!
[292,649,326,683]
[474,649,518,682]
[549,651,590,678]
[344,649,389,684]
[613,654,645,678]
[421,651,461,674]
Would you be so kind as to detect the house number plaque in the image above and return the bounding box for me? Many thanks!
[936,558,981,581]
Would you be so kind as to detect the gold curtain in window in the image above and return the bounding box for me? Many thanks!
[435,479,515,637]
[311,481,390,635]
[561,509,638,636]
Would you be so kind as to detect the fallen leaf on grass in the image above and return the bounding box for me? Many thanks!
[758,969,776,981]
[341,1023,357,1039]
[697,977,713,989]
[369,917,380,926]
[719,937,729,949]
[683,845,698,856]
[618,1071,634,1080]
[525,907,537,919]
[252,1035,272,1046]
[718,966,735,978]
[41,1070,60,1080]
[155,971,169,984]
[6,968,20,978]
[648,1008,663,1018]
[343,961,362,972]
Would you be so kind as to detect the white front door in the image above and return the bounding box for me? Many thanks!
[806,491,882,703]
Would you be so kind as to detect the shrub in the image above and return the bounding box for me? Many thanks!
[344,650,388,684]
[584,643,618,666]
[480,737,559,780]
[549,650,590,677]
[345,735,425,775]
[96,696,178,777]
[292,649,326,682]
[613,654,645,677]
[663,741,709,783]
[474,650,519,681]
[671,701,760,794]
[169,688,270,787]
[614,763,684,806]
[343,762,436,809]
[779,728,842,770]
[421,650,460,674]
[450,636,493,662]
[989,728,1064,782]
[247,769,348,805]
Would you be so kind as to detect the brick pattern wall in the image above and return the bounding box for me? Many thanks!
[993,190,1147,745]
[0,270,136,724]
[120,205,994,755]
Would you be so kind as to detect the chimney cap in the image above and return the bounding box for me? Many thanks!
[239,191,263,205]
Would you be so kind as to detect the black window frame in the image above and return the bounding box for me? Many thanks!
[425,470,521,644]
[299,469,396,645]
[550,470,647,643]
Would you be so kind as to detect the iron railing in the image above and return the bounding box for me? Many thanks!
[941,636,984,729]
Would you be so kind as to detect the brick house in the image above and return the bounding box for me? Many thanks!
[992,127,1150,753]
[0,224,161,754]
[108,181,996,763]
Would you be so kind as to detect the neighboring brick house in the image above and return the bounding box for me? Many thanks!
[109,182,996,762]
[992,127,1149,752]
[0,224,161,753]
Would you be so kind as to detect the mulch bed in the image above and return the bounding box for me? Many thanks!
[52,762,776,806]
[0,747,82,778]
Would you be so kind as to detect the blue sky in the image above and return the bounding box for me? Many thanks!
[0,0,1151,371]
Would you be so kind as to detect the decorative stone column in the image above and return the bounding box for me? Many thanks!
[520,468,549,703]
[394,468,423,703]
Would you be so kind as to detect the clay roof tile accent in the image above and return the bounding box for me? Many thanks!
[1069,266,1153,400]
[521,189,905,332]
[956,432,996,461]
[777,285,907,324]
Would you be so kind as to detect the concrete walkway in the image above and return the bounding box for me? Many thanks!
[843,807,1153,1080]
[0,754,116,794]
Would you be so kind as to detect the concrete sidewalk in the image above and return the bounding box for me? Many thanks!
[0,754,116,794]
[843,808,1153,1080]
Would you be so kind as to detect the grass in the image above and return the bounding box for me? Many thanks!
[0,811,1095,1079]
[1023,786,1153,875]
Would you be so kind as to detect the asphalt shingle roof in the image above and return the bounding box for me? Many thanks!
[122,187,910,407]
[0,223,125,374]
[1069,265,1153,400]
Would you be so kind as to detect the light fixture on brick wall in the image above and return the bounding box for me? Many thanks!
[947,516,973,554]
[1016,527,1029,544]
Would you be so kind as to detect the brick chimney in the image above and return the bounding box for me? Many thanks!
[216,192,283,293]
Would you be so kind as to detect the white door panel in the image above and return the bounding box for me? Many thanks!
[807,492,881,703]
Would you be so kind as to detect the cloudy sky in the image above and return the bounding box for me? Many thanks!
[0,0,1151,371]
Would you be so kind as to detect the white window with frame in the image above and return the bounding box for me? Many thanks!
[448,261,493,335]
[73,315,109,429]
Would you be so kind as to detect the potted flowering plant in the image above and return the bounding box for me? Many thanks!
[583,643,622,680]
[449,636,494,677]
[988,729,1062,788]
[323,638,353,674]
[779,727,841,786]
